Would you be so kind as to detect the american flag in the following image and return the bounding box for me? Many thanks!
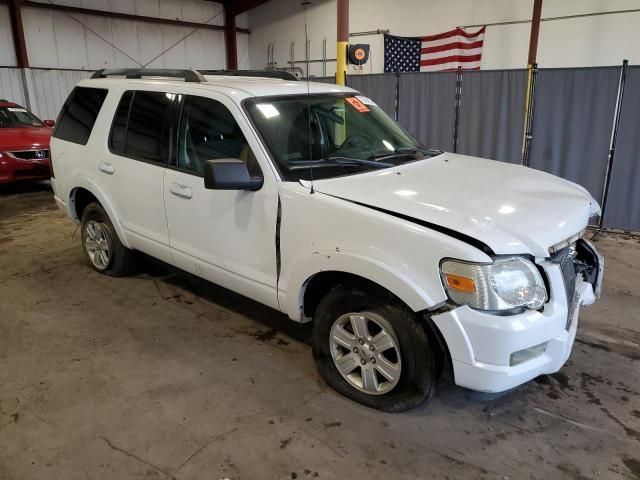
[384,27,486,72]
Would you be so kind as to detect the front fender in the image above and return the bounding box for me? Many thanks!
[69,175,131,249]
[283,248,446,322]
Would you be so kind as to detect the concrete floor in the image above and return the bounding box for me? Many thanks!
[0,182,639,480]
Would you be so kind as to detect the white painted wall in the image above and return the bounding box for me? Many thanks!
[247,0,640,77]
[0,0,250,70]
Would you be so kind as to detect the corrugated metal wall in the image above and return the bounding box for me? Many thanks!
[0,0,250,120]
[28,69,94,120]
[0,68,93,120]
[0,0,250,70]
[0,69,25,105]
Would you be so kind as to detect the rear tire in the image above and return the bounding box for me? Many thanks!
[81,202,135,276]
[312,282,437,412]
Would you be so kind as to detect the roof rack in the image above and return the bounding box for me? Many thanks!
[199,69,300,81]
[91,68,206,83]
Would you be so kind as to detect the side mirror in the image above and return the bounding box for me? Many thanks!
[43,120,56,127]
[203,159,263,191]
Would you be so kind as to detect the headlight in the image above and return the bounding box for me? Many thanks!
[440,256,547,312]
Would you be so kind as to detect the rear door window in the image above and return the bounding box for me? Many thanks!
[123,91,173,163]
[53,87,108,145]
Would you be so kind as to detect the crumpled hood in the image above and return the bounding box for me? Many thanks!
[311,153,598,257]
[0,127,52,151]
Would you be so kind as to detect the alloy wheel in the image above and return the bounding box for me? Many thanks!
[84,220,112,270]
[329,311,402,395]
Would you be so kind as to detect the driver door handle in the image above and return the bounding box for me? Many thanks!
[98,161,115,175]
[169,182,193,199]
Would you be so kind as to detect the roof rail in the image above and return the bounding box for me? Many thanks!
[199,69,300,81]
[91,68,206,83]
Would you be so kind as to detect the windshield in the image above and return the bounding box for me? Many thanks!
[246,94,438,181]
[0,106,43,128]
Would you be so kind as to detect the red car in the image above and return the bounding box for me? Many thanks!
[0,100,55,184]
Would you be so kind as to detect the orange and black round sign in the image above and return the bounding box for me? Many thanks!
[348,44,370,65]
[354,48,366,61]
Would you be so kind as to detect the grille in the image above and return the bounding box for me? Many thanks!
[11,150,49,160]
[551,244,578,330]
[14,165,50,177]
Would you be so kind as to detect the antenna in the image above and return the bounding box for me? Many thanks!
[302,0,315,194]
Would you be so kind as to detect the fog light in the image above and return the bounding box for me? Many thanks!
[510,342,547,366]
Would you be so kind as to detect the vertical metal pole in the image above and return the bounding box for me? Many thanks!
[522,63,538,166]
[8,0,29,68]
[322,38,327,77]
[224,4,238,70]
[453,66,463,153]
[522,0,542,164]
[598,59,629,229]
[8,0,31,111]
[305,39,311,78]
[290,41,295,72]
[527,0,543,66]
[394,71,400,121]
[336,0,349,85]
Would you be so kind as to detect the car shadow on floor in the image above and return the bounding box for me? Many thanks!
[0,180,51,196]
[137,253,314,346]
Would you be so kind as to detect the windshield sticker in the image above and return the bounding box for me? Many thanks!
[346,96,370,113]
[7,108,27,113]
[356,96,377,106]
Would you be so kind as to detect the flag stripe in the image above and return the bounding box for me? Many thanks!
[421,40,484,55]
[421,47,483,61]
[419,34,484,49]
[421,26,486,42]
[421,62,481,72]
[420,54,482,67]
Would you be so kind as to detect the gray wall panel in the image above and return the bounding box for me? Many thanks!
[347,74,397,117]
[457,69,527,163]
[397,71,456,151]
[602,66,640,231]
[26,69,92,121]
[0,69,26,106]
[528,67,620,202]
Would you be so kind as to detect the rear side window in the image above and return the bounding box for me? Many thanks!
[109,91,133,154]
[54,87,108,145]
[109,91,172,163]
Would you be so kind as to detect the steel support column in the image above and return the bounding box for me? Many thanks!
[527,0,543,66]
[225,4,238,70]
[8,0,29,68]
[336,0,349,85]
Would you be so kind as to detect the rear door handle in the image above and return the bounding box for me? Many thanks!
[169,182,193,199]
[98,161,115,175]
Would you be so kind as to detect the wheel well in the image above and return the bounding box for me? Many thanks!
[70,188,99,222]
[303,271,449,379]
[302,271,397,320]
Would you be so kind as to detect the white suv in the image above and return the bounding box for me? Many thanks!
[50,69,604,412]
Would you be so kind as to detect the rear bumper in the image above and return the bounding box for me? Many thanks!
[0,156,50,184]
[51,178,71,217]
[432,246,602,393]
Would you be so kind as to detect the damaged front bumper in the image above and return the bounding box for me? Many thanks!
[432,238,604,393]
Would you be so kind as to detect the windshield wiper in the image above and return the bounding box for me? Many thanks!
[288,156,393,171]
[368,146,442,161]
[325,156,393,168]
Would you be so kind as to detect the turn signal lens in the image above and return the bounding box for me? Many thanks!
[445,273,476,293]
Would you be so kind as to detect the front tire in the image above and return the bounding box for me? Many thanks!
[312,283,437,412]
[81,202,135,276]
